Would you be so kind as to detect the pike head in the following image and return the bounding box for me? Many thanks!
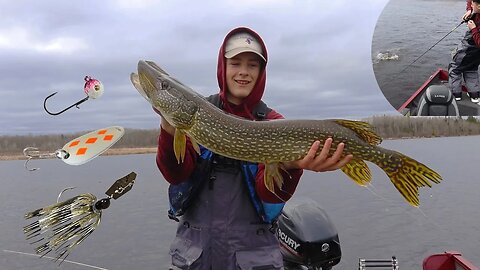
[131,60,199,130]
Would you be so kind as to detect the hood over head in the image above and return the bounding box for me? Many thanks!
[217,27,268,119]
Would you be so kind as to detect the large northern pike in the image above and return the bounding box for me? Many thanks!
[131,60,442,207]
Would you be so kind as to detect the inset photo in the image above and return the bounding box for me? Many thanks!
[372,0,480,116]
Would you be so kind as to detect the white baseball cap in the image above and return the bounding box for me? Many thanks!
[224,32,266,62]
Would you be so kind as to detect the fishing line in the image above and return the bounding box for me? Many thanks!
[365,184,395,203]
[364,183,443,228]
[3,249,109,270]
[374,18,471,113]
[364,181,480,253]
[397,20,466,74]
[335,179,478,263]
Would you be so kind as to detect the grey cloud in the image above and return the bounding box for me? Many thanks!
[0,0,393,135]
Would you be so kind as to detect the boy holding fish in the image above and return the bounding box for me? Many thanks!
[155,27,352,269]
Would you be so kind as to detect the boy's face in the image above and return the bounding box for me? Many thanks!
[225,52,262,105]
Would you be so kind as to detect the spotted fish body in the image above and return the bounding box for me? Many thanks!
[131,60,442,206]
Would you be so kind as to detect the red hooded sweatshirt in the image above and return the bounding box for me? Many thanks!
[466,0,480,47]
[156,27,302,203]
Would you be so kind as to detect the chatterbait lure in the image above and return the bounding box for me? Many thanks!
[23,172,137,263]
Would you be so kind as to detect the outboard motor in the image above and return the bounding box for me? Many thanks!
[416,84,459,116]
[277,199,341,270]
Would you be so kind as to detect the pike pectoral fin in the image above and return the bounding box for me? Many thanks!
[173,130,187,164]
[189,136,201,155]
[264,162,286,200]
[173,131,200,163]
[341,159,372,186]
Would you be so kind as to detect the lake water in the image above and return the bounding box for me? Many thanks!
[1,135,479,269]
[371,0,479,109]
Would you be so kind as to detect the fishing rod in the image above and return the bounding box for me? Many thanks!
[398,19,467,74]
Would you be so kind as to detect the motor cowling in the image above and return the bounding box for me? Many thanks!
[277,199,341,269]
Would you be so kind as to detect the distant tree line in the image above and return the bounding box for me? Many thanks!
[1,116,480,155]
[0,128,160,155]
[364,115,480,139]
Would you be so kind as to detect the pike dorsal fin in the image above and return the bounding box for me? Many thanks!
[334,119,382,145]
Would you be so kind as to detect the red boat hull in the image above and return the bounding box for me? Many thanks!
[423,251,479,270]
[397,68,474,115]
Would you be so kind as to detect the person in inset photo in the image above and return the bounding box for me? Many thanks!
[372,0,480,116]
[448,0,480,103]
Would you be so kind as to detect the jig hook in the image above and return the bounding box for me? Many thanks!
[43,76,104,115]
[57,187,77,203]
[43,93,89,115]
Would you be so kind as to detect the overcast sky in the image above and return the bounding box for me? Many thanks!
[0,0,396,136]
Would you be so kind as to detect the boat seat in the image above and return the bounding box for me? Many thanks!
[416,85,459,116]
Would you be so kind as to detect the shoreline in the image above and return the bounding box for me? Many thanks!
[1,134,478,161]
[0,147,157,161]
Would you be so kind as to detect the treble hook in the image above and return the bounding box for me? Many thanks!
[23,147,69,171]
[43,76,104,115]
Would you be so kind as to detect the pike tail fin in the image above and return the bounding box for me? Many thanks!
[381,152,442,207]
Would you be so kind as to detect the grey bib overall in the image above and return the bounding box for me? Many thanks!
[169,156,283,270]
[448,25,480,96]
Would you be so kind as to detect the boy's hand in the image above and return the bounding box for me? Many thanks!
[160,115,176,136]
[463,9,472,21]
[468,20,477,30]
[153,106,176,135]
[283,138,353,172]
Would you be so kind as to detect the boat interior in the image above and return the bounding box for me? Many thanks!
[398,69,480,116]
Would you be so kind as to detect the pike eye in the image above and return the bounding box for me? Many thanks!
[161,81,169,90]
